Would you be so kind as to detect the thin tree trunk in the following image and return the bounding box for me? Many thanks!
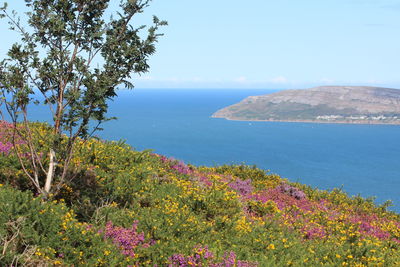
[44,148,56,194]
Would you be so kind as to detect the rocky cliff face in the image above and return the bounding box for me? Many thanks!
[212,86,400,124]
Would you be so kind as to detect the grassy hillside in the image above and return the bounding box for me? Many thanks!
[0,121,399,266]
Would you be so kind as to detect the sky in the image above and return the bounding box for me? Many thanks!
[1,0,400,89]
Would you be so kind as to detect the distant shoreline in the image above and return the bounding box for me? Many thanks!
[211,86,400,126]
[211,116,400,125]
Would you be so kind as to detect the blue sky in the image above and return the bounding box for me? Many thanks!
[1,0,400,89]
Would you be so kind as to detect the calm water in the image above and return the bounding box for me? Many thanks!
[27,89,400,211]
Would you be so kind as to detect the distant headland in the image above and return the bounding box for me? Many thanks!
[212,86,400,124]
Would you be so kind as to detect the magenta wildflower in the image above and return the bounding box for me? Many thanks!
[168,246,257,267]
[0,142,13,155]
[229,179,253,196]
[277,183,307,200]
[103,221,152,258]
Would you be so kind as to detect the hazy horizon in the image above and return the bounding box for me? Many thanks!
[1,0,400,89]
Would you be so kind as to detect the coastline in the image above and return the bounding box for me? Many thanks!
[211,115,400,125]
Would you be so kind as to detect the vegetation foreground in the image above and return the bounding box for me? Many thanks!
[0,121,400,266]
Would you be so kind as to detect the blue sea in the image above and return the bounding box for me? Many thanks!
[27,89,400,211]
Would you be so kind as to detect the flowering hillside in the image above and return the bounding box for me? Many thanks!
[0,120,399,266]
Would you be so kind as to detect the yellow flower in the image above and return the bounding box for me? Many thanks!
[267,244,275,250]
[235,216,252,234]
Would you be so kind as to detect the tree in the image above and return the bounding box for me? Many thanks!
[0,0,166,197]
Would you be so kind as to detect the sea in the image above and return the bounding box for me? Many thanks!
[24,89,400,212]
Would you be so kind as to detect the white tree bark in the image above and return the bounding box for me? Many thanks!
[44,149,56,194]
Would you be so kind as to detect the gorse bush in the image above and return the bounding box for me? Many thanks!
[0,121,400,266]
[0,185,129,266]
